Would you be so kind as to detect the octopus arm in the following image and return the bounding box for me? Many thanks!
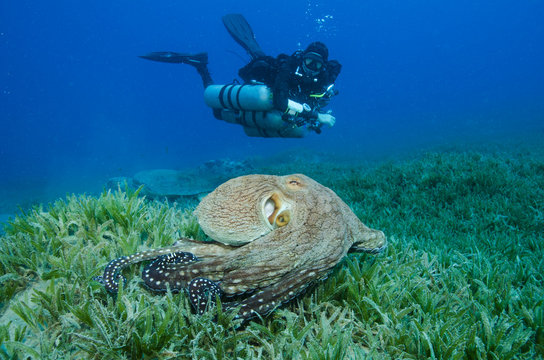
[171,238,238,259]
[141,252,200,292]
[219,265,293,295]
[226,264,332,320]
[187,277,223,314]
[348,223,387,254]
[94,245,202,293]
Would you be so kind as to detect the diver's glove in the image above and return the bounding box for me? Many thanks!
[317,111,336,127]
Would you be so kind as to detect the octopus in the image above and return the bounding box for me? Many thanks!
[95,174,386,320]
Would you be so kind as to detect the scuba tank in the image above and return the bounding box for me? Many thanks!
[218,109,306,138]
[204,84,305,114]
[204,84,273,111]
[204,84,313,138]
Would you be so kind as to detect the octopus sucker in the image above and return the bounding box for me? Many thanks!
[96,174,387,321]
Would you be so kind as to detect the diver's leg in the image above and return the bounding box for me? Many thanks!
[139,52,207,64]
[140,51,213,87]
[195,64,214,88]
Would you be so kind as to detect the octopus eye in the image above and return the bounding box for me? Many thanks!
[275,210,290,227]
[287,178,303,190]
[265,193,282,225]
[263,193,292,228]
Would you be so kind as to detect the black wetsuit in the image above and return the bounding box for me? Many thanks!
[238,51,342,112]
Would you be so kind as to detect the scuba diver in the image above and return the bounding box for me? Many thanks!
[140,14,342,138]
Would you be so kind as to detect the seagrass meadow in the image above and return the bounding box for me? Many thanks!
[0,146,543,359]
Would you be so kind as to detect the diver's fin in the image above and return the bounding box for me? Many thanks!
[222,14,265,59]
[140,51,213,87]
[139,52,208,65]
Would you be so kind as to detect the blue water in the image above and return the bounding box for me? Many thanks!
[1,0,543,214]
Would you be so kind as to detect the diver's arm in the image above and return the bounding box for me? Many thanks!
[311,61,341,128]
[317,112,336,127]
[326,60,342,83]
[272,55,291,112]
[294,105,335,128]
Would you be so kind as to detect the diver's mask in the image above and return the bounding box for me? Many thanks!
[302,52,325,77]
